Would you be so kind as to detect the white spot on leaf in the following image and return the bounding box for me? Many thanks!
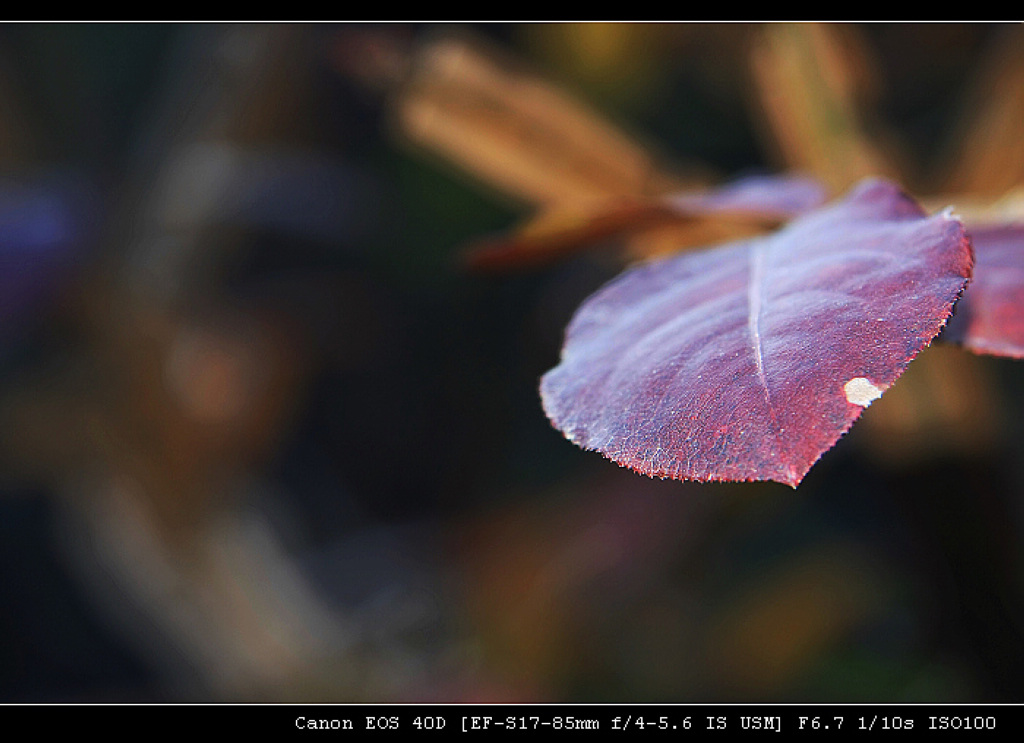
[844,377,884,407]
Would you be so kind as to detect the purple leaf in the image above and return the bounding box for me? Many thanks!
[942,224,1024,359]
[540,179,973,487]
[666,173,828,219]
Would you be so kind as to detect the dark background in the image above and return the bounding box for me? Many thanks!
[0,22,1022,703]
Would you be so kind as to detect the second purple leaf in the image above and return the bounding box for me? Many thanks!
[541,179,974,488]
[942,223,1024,360]
[666,172,828,220]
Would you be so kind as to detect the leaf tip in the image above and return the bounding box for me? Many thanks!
[940,205,962,222]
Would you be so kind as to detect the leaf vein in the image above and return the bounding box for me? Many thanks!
[748,242,777,426]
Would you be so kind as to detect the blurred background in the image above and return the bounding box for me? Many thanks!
[0,22,1023,703]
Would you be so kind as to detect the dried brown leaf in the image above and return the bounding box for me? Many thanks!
[395,36,679,206]
[748,23,898,193]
